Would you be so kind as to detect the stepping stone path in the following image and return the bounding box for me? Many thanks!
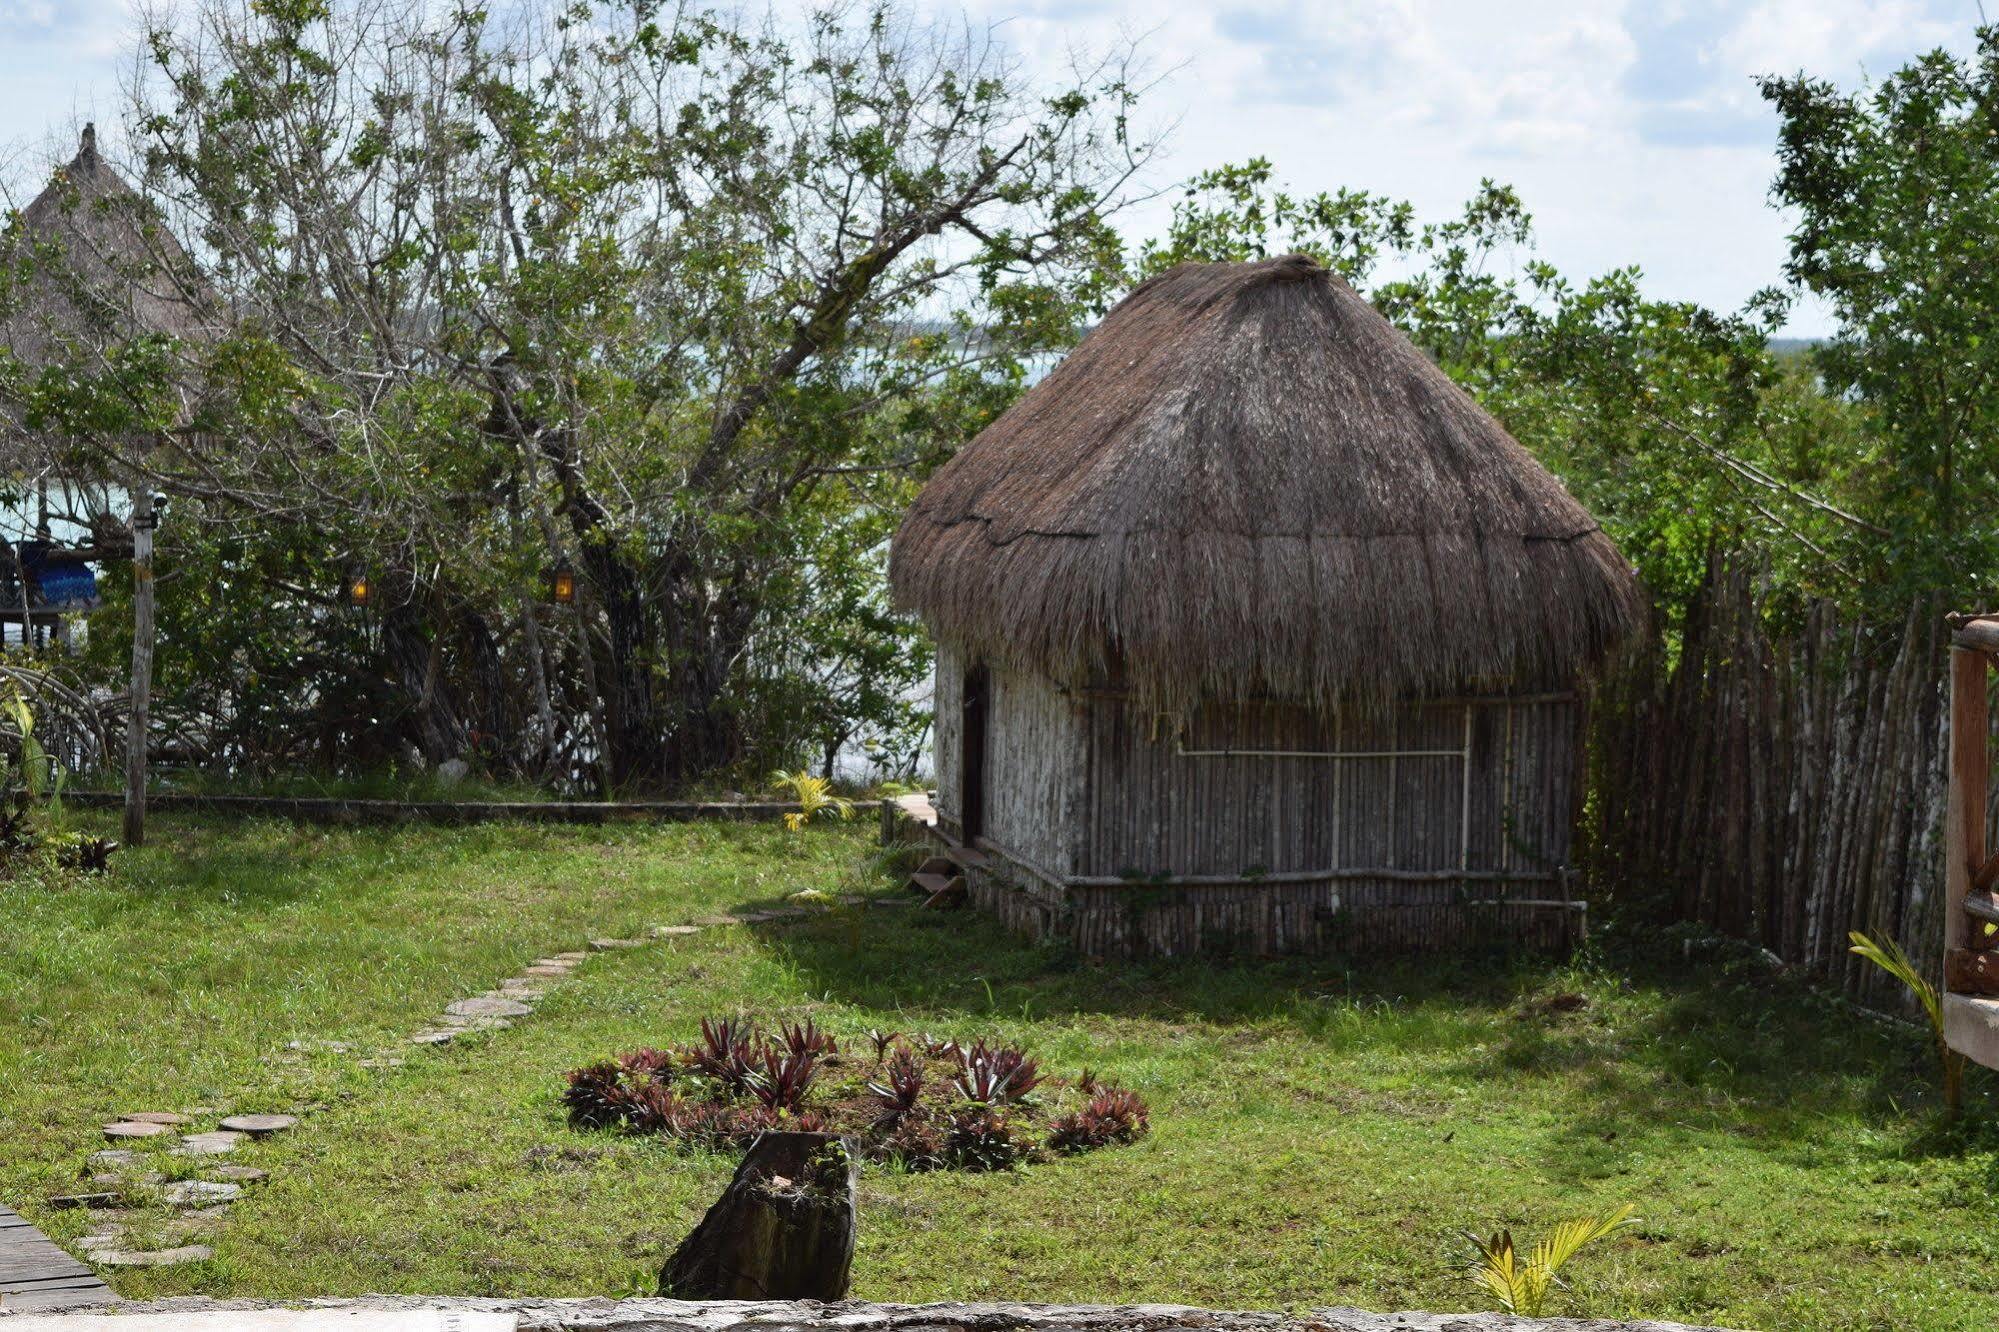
[92,1244,214,1267]
[101,1121,169,1141]
[58,916,722,1276]
[173,1131,244,1157]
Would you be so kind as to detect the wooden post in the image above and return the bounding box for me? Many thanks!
[123,490,156,848]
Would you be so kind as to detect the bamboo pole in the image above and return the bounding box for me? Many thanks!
[123,488,157,848]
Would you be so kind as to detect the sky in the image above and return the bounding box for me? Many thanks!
[0,0,1988,335]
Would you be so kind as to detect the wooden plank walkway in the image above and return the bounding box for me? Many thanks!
[0,1204,117,1312]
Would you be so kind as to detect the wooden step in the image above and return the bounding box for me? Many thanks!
[943,843,988,869]
[908,871,967,910]
[916,856,957,878]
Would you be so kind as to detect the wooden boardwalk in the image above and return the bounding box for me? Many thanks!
[0,1204,117,1312]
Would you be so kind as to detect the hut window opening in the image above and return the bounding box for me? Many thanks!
[1164,704,1482,872]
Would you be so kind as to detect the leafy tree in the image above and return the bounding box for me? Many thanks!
[50,0,1154,789]
[1762,31,1999,597]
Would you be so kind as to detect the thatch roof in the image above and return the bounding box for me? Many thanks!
[1,125,208,373]
[890,253,1644,708]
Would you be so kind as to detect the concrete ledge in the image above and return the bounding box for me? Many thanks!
[0,1295,1741,1332]
[1944,991,1999,1069]
[60,793,881,827]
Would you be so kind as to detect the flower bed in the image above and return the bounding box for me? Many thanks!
[563,1018,1149,1171]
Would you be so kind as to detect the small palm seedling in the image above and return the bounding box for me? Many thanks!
[771,770,854,831]
[1850,929,1964,1120]
[1464,1206,1636,1317]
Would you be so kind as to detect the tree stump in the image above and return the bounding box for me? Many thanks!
[658,1131,858,1300]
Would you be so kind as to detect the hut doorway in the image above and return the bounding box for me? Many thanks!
[960,663,990,843]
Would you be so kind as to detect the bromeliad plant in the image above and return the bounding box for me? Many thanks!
[565,1015,1150,1173]
[771,770,855,831]
[1849,929,1965,1121]
[1463,1206,1637,1317]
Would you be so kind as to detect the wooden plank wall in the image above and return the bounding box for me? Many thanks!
[932,639,963,839]
[981,669,1082,878]
[1586,556,1950,1009]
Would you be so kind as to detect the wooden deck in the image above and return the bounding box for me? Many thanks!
[0,1204,117,1312]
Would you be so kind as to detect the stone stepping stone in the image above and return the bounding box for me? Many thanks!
[119,1112,190,1126]
[410,1030,455,1046]
[358,1057,405,1069]
[93,1243,214,1267]
[219,1113,298,1136]
[551,951,589,962]
[444,996,531,1020]
[173,1130,245,1156]
[588,937,644,950]
[207,1165,267,1184]
[48,1192,121,1210]
[522,965,571,978]
[162,1180,240,1207]
[91,1170,164,1190]
[103,1120,170,1140]
[691,914,742,927]
[88,1149,141,1170]
[651,924,701,937]
[437,1014,511,1033]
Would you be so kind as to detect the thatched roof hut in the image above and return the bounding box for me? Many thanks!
[1,124,209,383]
[887,254,1643,958]
[892,252,1642,711]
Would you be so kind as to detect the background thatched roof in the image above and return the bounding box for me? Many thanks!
[1,125,208,374]
[890,253,1645,708]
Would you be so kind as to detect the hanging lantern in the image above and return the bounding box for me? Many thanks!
[343,564,372,609]
[546,558,576,606]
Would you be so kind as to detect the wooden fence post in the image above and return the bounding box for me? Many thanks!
[122,489,157,849]
[1945,643,1990,957]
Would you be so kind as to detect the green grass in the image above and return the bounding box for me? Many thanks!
[5,816,1999,1330]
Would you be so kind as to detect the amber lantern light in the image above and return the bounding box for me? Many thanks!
[343,564,372,609]
[547,558,576,606]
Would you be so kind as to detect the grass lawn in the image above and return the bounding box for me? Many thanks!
[5,815,1999,1330]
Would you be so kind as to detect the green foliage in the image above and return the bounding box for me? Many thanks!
[1849,930,1966,1120]
[770,769,855,831]
[1763,30,1999,600]
[1464,1206,1637,1316]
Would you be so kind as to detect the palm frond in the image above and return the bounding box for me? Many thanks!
[1848,930,1940,1031]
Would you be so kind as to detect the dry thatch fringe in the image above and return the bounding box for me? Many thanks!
[890,253,1645,711]
[1,125,211,375]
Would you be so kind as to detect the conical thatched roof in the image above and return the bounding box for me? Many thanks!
[890,253,1644,708]
[2,125,208,372]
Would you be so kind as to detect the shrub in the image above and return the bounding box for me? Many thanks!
[953,1038,1043,1104]
[1047,1087,1150,1154]
[562,1017,1147,1174]
[562,1061,627,1129]
[866,1048,925,1127]
[943,1105,1035,1172]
